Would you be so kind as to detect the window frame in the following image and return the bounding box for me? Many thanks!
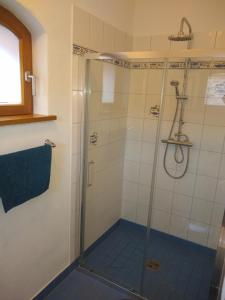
[0,5,32,116]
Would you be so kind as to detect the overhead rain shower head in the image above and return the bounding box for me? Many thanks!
[168,17,193,41]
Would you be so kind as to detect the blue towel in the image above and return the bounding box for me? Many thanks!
[0,144,52,213]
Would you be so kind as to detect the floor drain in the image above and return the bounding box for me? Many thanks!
[145,259,160,271]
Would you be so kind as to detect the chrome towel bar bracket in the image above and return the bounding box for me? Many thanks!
[45,139,56,148]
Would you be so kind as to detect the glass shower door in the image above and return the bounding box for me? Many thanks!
[142,57,224,300]
[80,54,224,300]
[80,58,149,295]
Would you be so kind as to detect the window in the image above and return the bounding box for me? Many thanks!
[0,5,32,116]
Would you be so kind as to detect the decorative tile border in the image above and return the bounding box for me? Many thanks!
[73,44,225,70]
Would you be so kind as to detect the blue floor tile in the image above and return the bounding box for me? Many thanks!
[84,219,216,300]
[43,268,140,300]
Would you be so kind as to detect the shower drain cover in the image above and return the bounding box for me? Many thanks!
[145,259,160,271]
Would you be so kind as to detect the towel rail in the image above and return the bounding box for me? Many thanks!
[45,139,56,148]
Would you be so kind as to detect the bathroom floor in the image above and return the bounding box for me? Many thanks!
[83,220,216,300]
[42,267,141,300]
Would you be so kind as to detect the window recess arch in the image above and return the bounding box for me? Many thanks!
[0,5,33,116]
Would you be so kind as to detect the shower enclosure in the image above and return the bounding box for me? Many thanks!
[79,49,225,300]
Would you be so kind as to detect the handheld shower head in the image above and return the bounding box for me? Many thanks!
[170,80,179,87]
[168,17,193,41]
[170,80,180,97]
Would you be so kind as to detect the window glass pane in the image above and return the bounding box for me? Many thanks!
[0,24,21,105]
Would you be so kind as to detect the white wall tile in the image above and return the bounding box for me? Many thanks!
[151,210,170,233]
[72,123,81,155]
[191,32,216,49]
[174,172,196,197]
[211,203,225,226]
[186,70,209,98]
[136,206,149,226]
[170,215,189,239]
[219,154,225,179]
[103,23,115,52]
[125,140,142,162]
[142,119,157,143]
[146,69,163,95]
[123,160,140,182]
[151,35,170,50]
[73,6,90,48]
[139,163,153,186]
[194,175,217,201]
[205,106,225,127]
[133,36,151,51]
[122,180,138,203]
[198,150,220,177]
[183,123,203,149]
[128,94,146,118]
[138,184,151,207]
[172,193,192,218]
[144,95,161,119]
[190,198,213,224]
[141,142,155,164]
[188,222,209,246]
[215,179,225,205]
[129,69,148,94]
[176,148,199,174]
[89,15,103,51]
[114,29,127,52]
[208,226,220,249]
[153,188,173,213]
[215,31,225,48]
[121,202,137,223]
[127,118,143,141]
[71,154,81,184]
[201,126,225,153]
[72,91,83,124]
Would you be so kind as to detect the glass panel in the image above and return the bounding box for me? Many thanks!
[0,24,21,105]
[81,59,163,295]
[81,54,225,300]
[142,57,222,300]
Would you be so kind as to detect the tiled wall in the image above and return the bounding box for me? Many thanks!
[72,5,225,255]
[84,60,129,248]
[133,31,225,51]
[71,6,132,257]
[122,65,225,249]
[121,31,225,250]
[73,6,133,53]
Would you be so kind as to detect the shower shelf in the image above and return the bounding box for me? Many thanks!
[161,139,193,147]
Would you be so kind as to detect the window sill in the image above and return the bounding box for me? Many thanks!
[0,114,57,126]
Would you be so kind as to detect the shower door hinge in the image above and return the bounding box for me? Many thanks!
[25,71,36,96]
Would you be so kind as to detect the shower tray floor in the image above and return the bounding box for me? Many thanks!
[83,219,216,300]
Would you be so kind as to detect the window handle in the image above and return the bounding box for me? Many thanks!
[25,71,36,96]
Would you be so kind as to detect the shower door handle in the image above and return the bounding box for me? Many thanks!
[87,160,95,187]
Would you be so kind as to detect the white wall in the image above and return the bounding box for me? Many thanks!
[0,1,73,300]
[133,0,225,36]
[74,0,134,35]
[0,1,134,300]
